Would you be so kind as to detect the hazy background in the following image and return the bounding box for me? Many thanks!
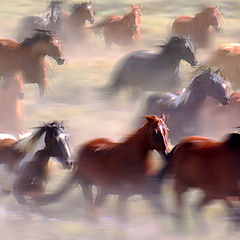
[1,0,240,239]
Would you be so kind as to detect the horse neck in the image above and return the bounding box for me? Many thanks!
[26,43,46,59]
[69,11,86,27]
[194,12,211,31]
[157,49,181,69]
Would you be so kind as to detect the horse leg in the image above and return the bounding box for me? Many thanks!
[225,196,240,228]
[38,80,47,99]
[104,35,112,48]
[92,187,107,220]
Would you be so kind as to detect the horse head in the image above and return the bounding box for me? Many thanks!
[193,68,230,105]
[126,5,142,35]
[145,115,170,155]
[204,6,221,32]
[71,2,95,24]
[161,35,198,67]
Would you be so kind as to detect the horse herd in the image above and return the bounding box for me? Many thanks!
[0,0,240,231]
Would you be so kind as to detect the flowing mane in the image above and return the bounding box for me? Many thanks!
[21,30,53,47]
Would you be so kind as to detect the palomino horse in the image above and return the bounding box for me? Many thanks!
[172,6,221,49]
[0,121,71,205]
[35,115,170,219]
[107,35,198,96]
[62,2,95,43]
[0,30,65,97]
[159,133,240,226]
[90,5,142,47]
[141,69,230,144]
[196,43,240,90]
[0,75,25,136]
[17,1,63,42]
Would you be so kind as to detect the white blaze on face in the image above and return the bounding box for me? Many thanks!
[58,132,71,158]
[18,132,47,168]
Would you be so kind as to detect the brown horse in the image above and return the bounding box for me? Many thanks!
[159,133,240,226]
[172,6,221,49]
[0,122,71,205]
[62,2,95,43]
[0,75,25,136]
[196,43,240,90]
[0,30,65,97]
[90,5,142,47]
[36,115,170,219]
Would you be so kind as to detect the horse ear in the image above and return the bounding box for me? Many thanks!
[139,4,143,10]
[215,69,221,74]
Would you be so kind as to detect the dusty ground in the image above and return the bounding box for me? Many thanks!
[1,0,240,239]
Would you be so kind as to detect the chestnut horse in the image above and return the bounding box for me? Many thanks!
[196,43,240,90]
[62,2,95,43]
[0,75,25,136]
[172,6,221,49]
[17,1,63,42]
[0,121,71,205]
[0,30,65,97]
[35,115,170,219]
[90,5,142,47]
[159,133,240,226]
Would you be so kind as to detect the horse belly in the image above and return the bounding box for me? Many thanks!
[0,164,16,191]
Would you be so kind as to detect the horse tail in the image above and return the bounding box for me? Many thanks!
[31,174,76,206]
[156,144,178,183]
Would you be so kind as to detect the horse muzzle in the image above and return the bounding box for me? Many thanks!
[89,19,95,24]
[56,57,65,65]
[222,96,230,105]
[191,59,198,67]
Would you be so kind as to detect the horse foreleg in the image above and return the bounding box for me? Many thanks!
[38,80,47,99]
[92,187,107,220]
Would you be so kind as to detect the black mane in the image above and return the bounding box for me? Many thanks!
[21,30,54,47]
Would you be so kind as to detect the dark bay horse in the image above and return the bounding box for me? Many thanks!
[0,121,71,205]
[159,133,240,226]
[90,5,142,47]
[17,1,63,42]
[141,69,229,144]
[0,30,65,97]
[62,2,95,43]
[172,6,221,49]
[35,115,170,219]
[107,35,198,96]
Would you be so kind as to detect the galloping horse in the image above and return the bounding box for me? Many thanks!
[0,30,65,97]
[0,121,71,205]
[17,1,63,42]
[141,69,229,144]
[0,75,25,136]
[172,6,221,49]
[107,35,198,96]
[62,2,95,43]
[159,133,240,226]
[90,5,142,47]
[35,115,170,219]
[196,43,240,90]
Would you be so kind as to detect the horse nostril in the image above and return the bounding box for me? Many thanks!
[57,57,65,65]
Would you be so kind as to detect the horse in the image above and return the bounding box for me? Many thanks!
[140,69,230,144]
[172,6,221,49]
[0,75,25,136]
[158,133,240,227]
[0,30,65,97]
[62,2,95,43]
[107,35,198,96]
[16,1,63,42]
[0,121,72,206]
[195,43,240,90]
[106,36,197,95]
[90,5,142,48]
[33,115,170,220]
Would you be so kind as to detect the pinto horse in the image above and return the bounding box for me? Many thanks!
[62,2,95,43]
[0,30,65,97]
[0,121,71,205]
[17,1,63,42]
[141,69,230,144]
[0,75,25,136]
[35,115,170,219]
[90,5,142,47]
[159,133,240,226]
[172,6,221,49]
[107,35,197,96]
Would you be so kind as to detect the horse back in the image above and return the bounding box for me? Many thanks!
[172,15,194,34]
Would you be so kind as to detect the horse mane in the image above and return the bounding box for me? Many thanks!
[71,2,89,14]
[48,1,62,9]
[21,30,53,47]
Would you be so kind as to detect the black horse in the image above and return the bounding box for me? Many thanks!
[17,1,63,42]
[0,121,71,205]
[139,69,230,143]
[107,35,198,96]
